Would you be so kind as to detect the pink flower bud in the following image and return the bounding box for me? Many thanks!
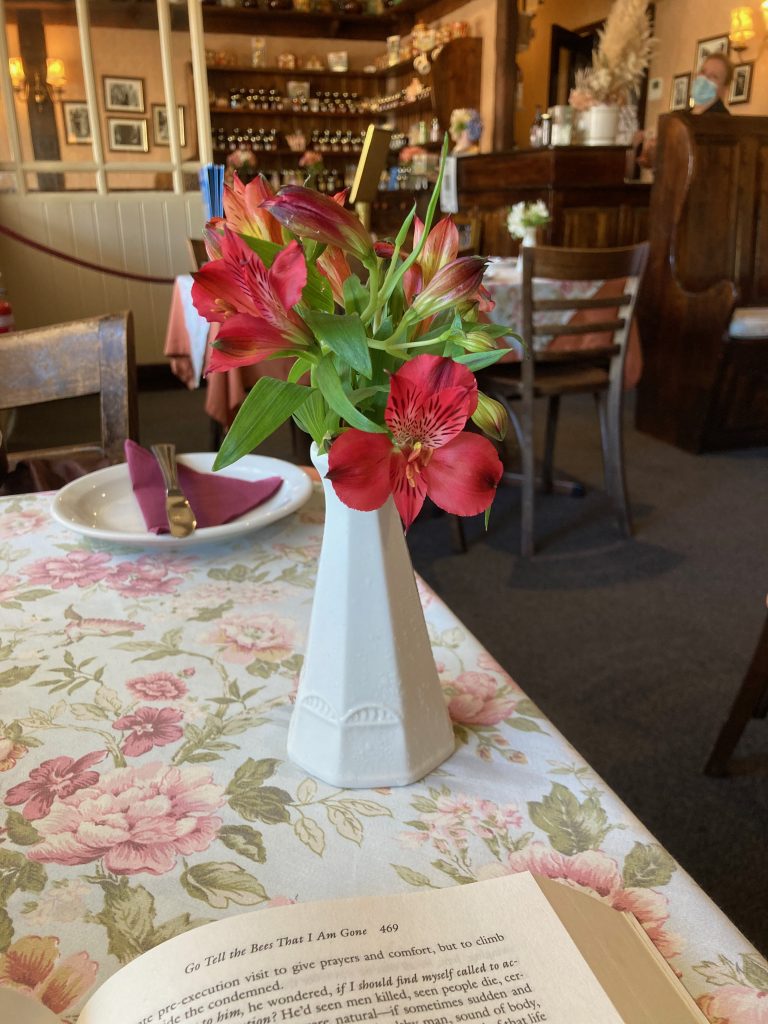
[261,185,375,263]
[410,256,486,319]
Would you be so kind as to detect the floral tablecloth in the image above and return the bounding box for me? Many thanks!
[0,490,764,1024]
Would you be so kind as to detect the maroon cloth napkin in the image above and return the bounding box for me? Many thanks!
[125,440,283,534]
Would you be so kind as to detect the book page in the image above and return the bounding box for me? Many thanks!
[78,872,624,1024]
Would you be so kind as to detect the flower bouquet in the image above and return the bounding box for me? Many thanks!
[193,140,511,531]
[507,200,550,242]
[191,141,515,787]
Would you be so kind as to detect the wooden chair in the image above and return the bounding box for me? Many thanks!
[704,611,768,776]
[479,243,649,557]
[0,313,138,491]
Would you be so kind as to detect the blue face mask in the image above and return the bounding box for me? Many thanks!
[691,75,718,105]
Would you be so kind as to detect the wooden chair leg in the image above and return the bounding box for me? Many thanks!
[541,395,560,494]
[520,391,535,558]
[704,613,768,776]
[596,387,633,537]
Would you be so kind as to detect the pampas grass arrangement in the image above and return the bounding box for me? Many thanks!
[569,0,654,109]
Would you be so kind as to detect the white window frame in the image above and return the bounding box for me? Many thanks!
[0,0,212,195]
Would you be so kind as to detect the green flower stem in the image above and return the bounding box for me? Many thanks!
[360,258,380,324]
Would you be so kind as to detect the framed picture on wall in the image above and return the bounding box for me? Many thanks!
[730,61,754,104]
[103,76,145,113]
[62,101,92,144]
[107,117,149,153]
[670,73,691,111]
[152,104,186,146]
[694,35,729,72]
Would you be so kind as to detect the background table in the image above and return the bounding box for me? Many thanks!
[0,489,764,1023]
[163,274,292,429]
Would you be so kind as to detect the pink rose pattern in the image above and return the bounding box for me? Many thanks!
[27,763,225,875]
[0,498,762,1021]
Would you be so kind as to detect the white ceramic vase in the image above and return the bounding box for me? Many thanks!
[286,445,455,788]
[521,226,538,247]
[586,103,620,146]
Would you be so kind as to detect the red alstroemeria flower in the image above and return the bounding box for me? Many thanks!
[316,189,352,305]
[261,185,375,263]
[327,355,503,529]
[191,231,314,372]
[409,256,487,320]
[224,173,283,245]
[404,215,460,301]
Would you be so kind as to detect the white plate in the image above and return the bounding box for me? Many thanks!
[51,453,313,547]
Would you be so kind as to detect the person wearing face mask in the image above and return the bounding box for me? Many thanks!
[691,52,733,115]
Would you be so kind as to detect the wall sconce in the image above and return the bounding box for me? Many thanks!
[729,7,756,54]
[8,56,66,108]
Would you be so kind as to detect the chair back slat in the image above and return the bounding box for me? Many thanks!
[532,318,626,338]
[0,312,137,466]
[535,294,633,312]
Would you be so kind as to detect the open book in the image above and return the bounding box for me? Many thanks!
[4,871,707,1024]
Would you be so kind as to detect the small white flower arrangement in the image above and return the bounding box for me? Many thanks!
[507,200,550,240]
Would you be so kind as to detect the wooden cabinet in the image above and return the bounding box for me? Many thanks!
[207,38,481,189]
[454,148,650,256]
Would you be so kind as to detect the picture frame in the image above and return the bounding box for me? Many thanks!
[286,80,310,100]
[62,101,92,144]
[107,117,149,153]
[729,61,754,104]
[152,104,186,147]
[670,72,691,112]
[103,76,145,114]
[694,35,729,72]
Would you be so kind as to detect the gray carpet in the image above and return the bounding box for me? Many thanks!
[10,384,768,954]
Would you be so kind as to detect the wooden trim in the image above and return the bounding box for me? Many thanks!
[493,0,518,153]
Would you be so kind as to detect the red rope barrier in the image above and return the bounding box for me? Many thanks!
[0,223,176,285]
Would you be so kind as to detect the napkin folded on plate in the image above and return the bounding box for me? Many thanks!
[125,440,283,534]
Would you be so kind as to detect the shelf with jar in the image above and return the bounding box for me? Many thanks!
[200,0,474,41]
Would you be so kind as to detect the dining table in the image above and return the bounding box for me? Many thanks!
[0,483,764,1024]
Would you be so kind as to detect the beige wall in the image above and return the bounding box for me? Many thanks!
[516,0,768,145]
[647,0,768,126]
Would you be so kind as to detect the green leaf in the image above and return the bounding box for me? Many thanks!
[303,309,372,376]
[5,811,41,846]
[0,907,12,952]
[181,861,269,909]
[315,356,386,434]
[454,350,511,371]
[214,378,311,470]
[91,878,158,964]
[303,263,335,314]
[622,843,677,889]
[431,859,475,884]
[0,665,38,688]
[392,864,434,888]
[508,717,546,734]
[528,782,611,855]
[742,954,768,991]
[229,785,292,825]
[296,777,317,804]
[288,356,313,383]
[219,824,267,864]
[294,814,325,856]
[343,274,369,316]
[338,798,392,818]
[241,236,281,266]
[152,912,208,947]
[293,389,329,448]
[514,697,544,719]
[326,803,363,844]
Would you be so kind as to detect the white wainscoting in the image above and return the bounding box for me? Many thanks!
[0,191,205,364]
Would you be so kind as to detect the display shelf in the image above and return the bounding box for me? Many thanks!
[205,55,422,79]
[210,96,432,118]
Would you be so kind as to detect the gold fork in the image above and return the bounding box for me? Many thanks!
[150,443,197,538]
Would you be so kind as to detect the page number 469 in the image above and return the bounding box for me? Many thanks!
[380,923,399,933]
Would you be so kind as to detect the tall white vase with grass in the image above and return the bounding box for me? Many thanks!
[286,446,455,788]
